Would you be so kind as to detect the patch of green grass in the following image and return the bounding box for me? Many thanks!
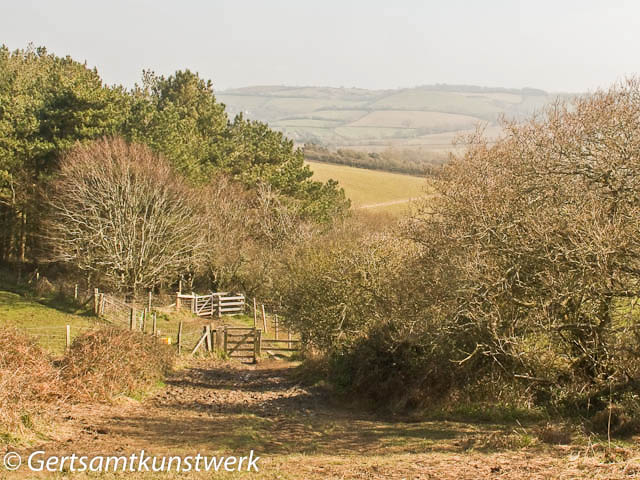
[0,290,103,355]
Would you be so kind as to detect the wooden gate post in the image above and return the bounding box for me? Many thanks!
[216,326,224,351]
[205,324,212,352]
[253,298,257,327]
[218,296,222,318]
[261,304,267,332]
[209,323,215,351]
[93,288,99,315]
[254,329,262,359]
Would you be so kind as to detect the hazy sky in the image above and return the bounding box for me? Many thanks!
[2,0,639,93]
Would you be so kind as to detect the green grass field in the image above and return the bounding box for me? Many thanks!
[0,287,285,356]
[0,290,102,354]
[307,161,430,213]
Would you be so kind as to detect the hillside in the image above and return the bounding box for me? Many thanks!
[218,84,570,152]
[307,160,429,214]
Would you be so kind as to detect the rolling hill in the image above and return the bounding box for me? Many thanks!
[217,84,571,153]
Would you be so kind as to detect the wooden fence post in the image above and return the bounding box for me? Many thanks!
[254,329,262,359]
[65,325,71,350]
[141,308,146,332]
[176,292,181,312]
[209,323,215,351]
[93,288,99,315]
[261,304,267,332]
[148,291,152,313]
[223,326,228,355]
[216,326,224,351]
[275,314,279,340]
[205,325,212,352]
[99,293,105,316]
[177,321,183,354]
[152,313,157,337]
[218,296,222,318]
[129,308,134,331]
[288,329,292,350]
[74,284,78,301]
[253,298,257,327]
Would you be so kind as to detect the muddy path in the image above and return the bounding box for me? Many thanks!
[11,359,640,479]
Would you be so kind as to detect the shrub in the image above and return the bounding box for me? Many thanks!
[0,327,62,440]
[62,327,174,402]
[329,322,457,410]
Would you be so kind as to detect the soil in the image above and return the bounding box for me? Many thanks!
[7,359,640,479]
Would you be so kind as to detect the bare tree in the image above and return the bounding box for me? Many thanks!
[46,137,204,295]
[409,79,640,396]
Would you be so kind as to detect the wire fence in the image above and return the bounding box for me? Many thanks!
[11,278,298,358]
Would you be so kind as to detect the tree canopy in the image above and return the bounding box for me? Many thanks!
[0,45,349,264]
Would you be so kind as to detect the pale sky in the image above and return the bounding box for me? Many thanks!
[2,0,639,93]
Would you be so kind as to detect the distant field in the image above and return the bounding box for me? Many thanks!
[349,110,480,130]
[218,84,569,153]
[307,161,430,214]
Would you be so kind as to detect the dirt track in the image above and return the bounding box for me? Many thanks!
[9,359,640,479]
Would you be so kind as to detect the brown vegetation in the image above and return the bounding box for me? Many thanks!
[282,79,640,423]
[0,326,174,442]
[0,327,62,438]
[62,327,175,402]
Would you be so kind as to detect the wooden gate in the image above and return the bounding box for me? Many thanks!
[176,292,245,318]
[195,295,213,316]
[224,327,259,361]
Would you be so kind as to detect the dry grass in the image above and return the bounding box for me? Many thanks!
[0,327,63,442]
[62,327,175,402]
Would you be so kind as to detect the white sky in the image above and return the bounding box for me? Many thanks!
[2,0,639,93]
